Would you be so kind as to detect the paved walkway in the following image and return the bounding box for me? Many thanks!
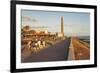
[22,38,70,63]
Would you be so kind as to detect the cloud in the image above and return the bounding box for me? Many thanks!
[22,16,37,22]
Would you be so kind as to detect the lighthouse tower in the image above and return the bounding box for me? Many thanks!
[61,16,64,37]
[57,16,64,37]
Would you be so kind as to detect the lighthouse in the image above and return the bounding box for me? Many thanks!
[57,16,64,37]
[61,16,64,37]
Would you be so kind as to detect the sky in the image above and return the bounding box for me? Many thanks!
[21,10,90,36]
